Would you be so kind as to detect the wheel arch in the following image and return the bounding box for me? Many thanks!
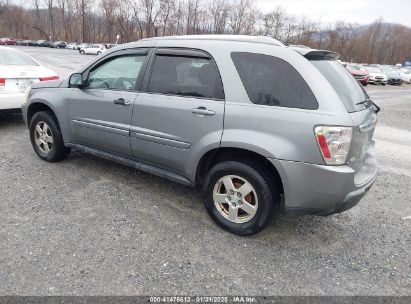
[27,101,59,126]
[195,147,284,198]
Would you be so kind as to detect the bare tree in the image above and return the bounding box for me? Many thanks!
[1,0,410,64]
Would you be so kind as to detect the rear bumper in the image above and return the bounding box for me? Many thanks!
[0,93,25,110]
[269,142,378,215]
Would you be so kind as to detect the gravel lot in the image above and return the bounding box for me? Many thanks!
[0,47,410,296]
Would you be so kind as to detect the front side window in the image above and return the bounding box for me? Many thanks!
[231,52,318,110]
[86,55,146,90]
[147,55,224,100]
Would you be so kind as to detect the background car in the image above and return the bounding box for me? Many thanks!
[0,46,59,111]
[79,44,106,55]
[51,41,67,49]
[346,64,369,86]
[363,66,388,85]
[398,69,411,84]
[380,67,404,85]
[104,43,117,49]
[21,40,35,46]
[0,38,17,45]
[66,43,78,50]
[75,43,90,50]
[35,40,51,47]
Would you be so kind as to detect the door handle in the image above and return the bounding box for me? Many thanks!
[113,98,131,106]
[192,107,215,116]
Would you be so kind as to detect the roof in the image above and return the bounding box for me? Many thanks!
[140,35,284,47]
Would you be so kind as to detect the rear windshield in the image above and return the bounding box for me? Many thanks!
[311,60,368,112]
[0,49,38,66]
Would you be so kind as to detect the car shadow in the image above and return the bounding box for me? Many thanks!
[0,111,24,128]
[64,149,353,243]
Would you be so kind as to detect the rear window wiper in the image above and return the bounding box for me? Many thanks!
[356,98,380,113]
[356,99,369,106]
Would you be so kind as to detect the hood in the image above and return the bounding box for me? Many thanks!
[31,79,63,89]
[369,72,387,78]
[382,70,400,77]
[348,69,368,76]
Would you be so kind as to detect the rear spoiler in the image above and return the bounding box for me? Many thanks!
[289,47,340,61]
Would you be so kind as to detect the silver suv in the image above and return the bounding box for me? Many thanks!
[22,35,379,235]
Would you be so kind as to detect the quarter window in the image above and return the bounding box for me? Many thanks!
[231,52,318,110]
[147,55,224,100]
[86,55,146,90]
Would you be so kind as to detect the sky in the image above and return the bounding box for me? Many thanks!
[256,0,410,27]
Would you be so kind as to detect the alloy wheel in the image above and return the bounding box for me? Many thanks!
[34,121,54,154]
[213,175,258,223]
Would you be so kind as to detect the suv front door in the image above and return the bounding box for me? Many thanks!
[130,48,225,177]
[68,49,148,157]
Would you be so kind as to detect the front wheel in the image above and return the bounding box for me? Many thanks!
[29,111,71,162]
[203,161,279,236]
[97,51,102,55]
[80,50,85,54]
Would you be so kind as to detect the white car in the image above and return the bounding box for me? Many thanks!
[398,69,411,84]
[66,43,78,50]
[79,44,106,55]
[0,46,59,110]
[363,66,388,85]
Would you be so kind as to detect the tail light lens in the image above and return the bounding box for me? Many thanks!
[39,76,59,81]
[315,126,353,165]
[0,78,5,86]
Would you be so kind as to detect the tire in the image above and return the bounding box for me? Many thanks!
[80,50,85,54]
[97,51,102,55]
[203,160,279,236]
[29,111,70,162]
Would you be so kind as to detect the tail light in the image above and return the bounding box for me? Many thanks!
[39,76,59,81]
[315,126,353,165]
[0,78,5,86]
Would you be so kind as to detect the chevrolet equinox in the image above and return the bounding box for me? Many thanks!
[22,35,379,235]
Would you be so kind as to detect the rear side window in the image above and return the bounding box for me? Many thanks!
[231,52,318,110]
[147,55,224,100]
[311,60,368,112]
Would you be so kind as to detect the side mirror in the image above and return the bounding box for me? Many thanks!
[69,73,84,88]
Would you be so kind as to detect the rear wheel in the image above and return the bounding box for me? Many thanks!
[97,51,102,55]
[203,160,279,236]
[29,111,70,162]
[80,50,85,54]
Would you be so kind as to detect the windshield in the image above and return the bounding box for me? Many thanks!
[0,49,39,66]
[365,67,382,73]
[347,65,363,71]
[311,60,369,112]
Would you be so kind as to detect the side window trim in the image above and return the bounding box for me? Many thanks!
[156,48,211,59]
[82,48,150,92]
[141,47,225,101]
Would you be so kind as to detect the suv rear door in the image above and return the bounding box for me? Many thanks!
[130,48,225,177]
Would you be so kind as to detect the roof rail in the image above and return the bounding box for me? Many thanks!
[141,35,284,47]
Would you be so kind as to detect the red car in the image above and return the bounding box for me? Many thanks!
[346,64,369,86]
[0,38,17,45]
